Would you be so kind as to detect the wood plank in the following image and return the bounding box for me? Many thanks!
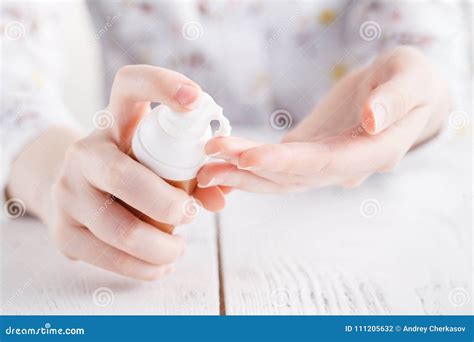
[218,128,471,315]
[0,212,219,315]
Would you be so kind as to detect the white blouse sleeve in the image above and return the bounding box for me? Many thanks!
[1,3,78,200]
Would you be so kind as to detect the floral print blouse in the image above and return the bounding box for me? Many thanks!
[0,0,468,193]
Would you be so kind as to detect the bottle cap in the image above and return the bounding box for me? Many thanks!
[132,91,231,181]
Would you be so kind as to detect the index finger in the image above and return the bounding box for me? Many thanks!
[237,142,333,175]
[79,142,192,225]
[204,136,263,163]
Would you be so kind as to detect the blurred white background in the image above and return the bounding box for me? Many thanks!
[58,0,472,131]
[2,0,472,316]
[61,0,102,129]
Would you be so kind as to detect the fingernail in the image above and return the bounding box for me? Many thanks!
[370,102,387,133]
[175,84,200,109]
[208,152,233,163]
[207,152,222,157]
[198,178,216,188]
[237,164,257,171]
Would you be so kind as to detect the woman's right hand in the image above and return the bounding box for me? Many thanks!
[50,65,226,280]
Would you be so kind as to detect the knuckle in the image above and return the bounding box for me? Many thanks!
[115,216,141,249]
[158,198,185,224]
[106,154,129,190]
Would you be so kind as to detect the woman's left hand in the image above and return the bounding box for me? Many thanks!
[197,46,451,192]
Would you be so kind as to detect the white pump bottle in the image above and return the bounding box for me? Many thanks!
[130,92,231,233]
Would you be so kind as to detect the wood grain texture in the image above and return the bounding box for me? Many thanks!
[0,212,219,315]
[0,129,471,315]
[218,129,472,315]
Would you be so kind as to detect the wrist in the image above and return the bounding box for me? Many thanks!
[6,126,83,226]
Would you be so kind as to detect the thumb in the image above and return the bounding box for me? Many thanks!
[106,65,201,146]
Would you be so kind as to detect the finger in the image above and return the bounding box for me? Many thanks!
[237,142,332,175]
[205,136,262,164]
[201,160,342,190]
[363,72,432,135]
[79,143,191,225]
[193,186,226,212]
[205,138,344,187]
[63,185,186,265]
[238,105,429,176]
[56,224,175,281]
[108,65,201,142]
[197,163,286,193]
[334,106,432,175]
[218,186,233,194]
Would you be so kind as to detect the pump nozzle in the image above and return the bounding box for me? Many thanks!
[132,91,231,180]
[157,91,231,139]
[199,93,231,137]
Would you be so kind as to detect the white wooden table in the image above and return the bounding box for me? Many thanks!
[1,127,471,315]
